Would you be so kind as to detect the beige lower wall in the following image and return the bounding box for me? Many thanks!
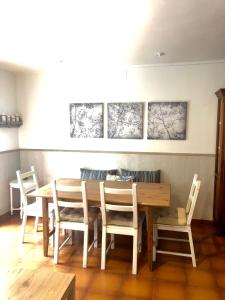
[0,150,20,215]
[19,149,215,221]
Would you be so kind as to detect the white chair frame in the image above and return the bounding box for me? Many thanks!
[16,166,54,243]
[100,182,144,275]
[185,174,198,214]
[52,180,98,268]
[153,179,201,267]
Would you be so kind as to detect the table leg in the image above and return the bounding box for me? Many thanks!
[10,186,13,215]
[146,207,153,271]
[42,197,49,257]
[19,190,23,219]
[64,276,75,300]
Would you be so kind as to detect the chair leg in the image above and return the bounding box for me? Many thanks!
[54,223,60,264]
[49,214,54,247]
[145,210,148,232]
[138,223,142,253]
[152,225,157,262]
[132,230,138,275]
[68,230,73,245]
[19,198,23,219]
[188,228,196,267]
[21,213,27,243]
[110,234,115,249]
[94,219,98,248]
[101,226,107,270]
[83,225,88,268]
[10,186,13,216]
[34,216,39,233]
[154,225,158,247]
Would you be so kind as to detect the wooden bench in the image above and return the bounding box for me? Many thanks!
[3,268,75,299]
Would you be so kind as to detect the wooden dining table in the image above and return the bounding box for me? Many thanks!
[27,178,170,271]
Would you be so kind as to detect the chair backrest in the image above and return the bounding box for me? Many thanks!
[51,180,88,224]
[99,182,138,229]
[185,174,198,214]
[186,179,201,225]
[16,166,39,206]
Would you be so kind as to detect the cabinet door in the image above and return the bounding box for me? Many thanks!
[214,95,225,233]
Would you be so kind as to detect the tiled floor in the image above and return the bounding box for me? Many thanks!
[1,214,225,299]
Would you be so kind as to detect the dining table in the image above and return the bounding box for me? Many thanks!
[27,178,171,271]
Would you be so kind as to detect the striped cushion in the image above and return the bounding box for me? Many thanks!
[121,169,160,183]
[80,168,118,180]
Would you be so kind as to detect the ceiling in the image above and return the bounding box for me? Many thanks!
[0,0,225,73]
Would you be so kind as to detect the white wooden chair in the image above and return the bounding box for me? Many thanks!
[153,174,198,219]
[51,179,98,268]
[153,178,201,267]
[16,166,54,243]
[99,182,145,275]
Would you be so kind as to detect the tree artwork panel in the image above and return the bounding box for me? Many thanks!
[70,103,103,138]
[108,102,143,139]
[147,102,187,140]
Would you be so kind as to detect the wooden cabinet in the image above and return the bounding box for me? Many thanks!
[214,89,225,234]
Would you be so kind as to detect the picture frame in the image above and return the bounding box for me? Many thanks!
[147,102,187,140]
[70,103,104,138]
[107,102,144,139]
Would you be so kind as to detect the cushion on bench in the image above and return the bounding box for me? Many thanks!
[80,168,118,180]
[120,169,160,183]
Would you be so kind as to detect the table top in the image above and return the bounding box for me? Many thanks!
[28,178,170,207]
[1,268,75,300]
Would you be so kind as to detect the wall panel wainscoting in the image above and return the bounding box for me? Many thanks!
[0,150,20,215]
[19,149,215,221]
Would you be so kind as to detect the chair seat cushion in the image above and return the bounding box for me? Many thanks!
[155,207,187,225]
[106,211,145,227]
[60,207,98,223]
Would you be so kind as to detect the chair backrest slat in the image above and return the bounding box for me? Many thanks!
[186,180,201,225]
[52,180,88,224]
[105,204,133,212]
[186,174,198,214]
[57,201,84,209]
[16,166,39,206]
[100,181,138,228]
[104,187,133,195]
[55,185,82,193]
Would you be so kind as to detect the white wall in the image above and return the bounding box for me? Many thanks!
[0,69,19,215]
[16,62,225,154]
[0,69,18,151]
[16,61,225,220]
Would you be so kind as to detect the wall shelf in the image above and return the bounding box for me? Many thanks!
[0,115,23,128]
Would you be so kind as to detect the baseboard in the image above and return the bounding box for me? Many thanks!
[0,207,10,217]
[0,211,13,223]
[192,219,214,226]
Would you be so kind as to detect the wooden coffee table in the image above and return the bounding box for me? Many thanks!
[2,268,75,300]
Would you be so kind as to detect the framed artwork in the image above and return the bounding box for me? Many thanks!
[147,102,187,140]
[70,103,103,138]
[107,102,144,139]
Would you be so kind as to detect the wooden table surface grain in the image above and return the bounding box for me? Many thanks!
[2,268,75,300]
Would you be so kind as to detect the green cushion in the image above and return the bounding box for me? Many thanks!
[80,168,118,180]
[121,169,160,183]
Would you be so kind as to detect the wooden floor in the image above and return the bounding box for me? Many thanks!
[1,213,225,300]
